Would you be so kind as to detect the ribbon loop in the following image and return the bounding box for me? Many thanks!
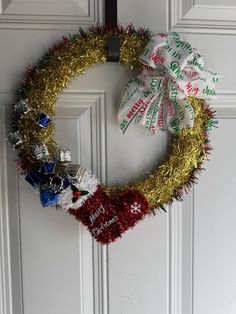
[118,32,222,135]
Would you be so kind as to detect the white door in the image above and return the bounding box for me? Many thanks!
[0,1,235,314]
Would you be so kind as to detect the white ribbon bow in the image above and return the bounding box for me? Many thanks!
[118,32,222,134]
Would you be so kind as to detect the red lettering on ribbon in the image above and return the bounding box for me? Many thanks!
[185,82,199,96]
[150,52,165,65]
[158,106,164,128]
[183,69,199,78]
[127,99,144,119]
[166,100,174,116]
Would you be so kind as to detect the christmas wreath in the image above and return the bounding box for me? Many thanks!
[7,25,221,244]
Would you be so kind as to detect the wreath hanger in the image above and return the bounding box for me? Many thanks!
[105,0,120,62]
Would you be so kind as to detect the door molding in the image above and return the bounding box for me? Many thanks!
[0,89,108,314]
[169,0,236,34]
[0,0,103,30]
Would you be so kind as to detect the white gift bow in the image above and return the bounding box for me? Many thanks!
[118,32,222,134]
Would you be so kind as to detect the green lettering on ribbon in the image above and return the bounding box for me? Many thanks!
[171,118,180,133]
[142,48,149,56]
[203,86,216,96]
[169,61,181,78]
[190,57,203,71]
[120,119,128,131]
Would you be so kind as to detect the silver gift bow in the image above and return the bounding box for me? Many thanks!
[118,32,222,134]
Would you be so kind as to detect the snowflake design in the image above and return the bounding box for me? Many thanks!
[130,202,141,214]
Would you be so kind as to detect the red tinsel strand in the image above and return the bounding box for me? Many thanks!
[49,36,70,54]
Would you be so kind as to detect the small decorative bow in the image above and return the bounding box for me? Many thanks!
[118,32,222,134]
[60,150,71,162]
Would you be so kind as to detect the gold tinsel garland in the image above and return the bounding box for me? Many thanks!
[18,30,210,211]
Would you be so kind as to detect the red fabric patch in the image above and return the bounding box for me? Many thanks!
[68,186,149,244]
